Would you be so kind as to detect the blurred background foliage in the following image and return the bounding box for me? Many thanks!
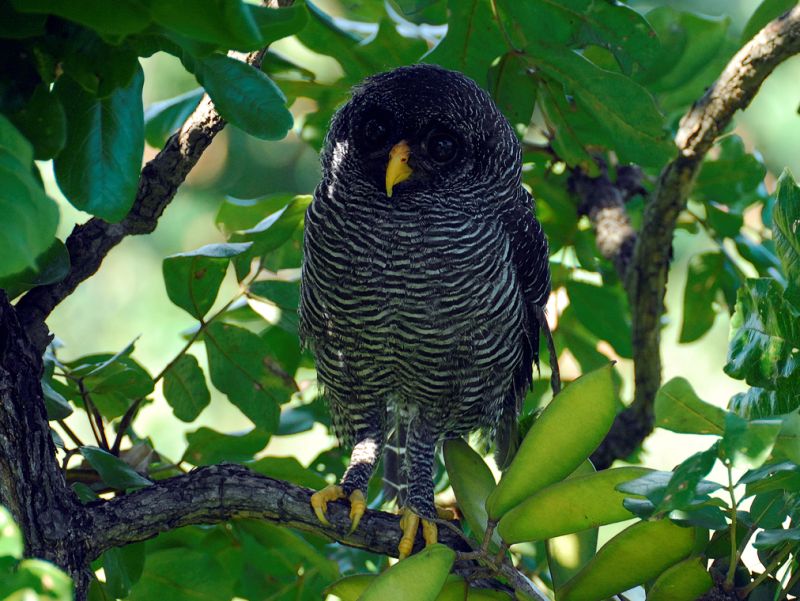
[2,0,800,599]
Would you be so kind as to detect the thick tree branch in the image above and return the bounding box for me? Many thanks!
[578,7,800,468]
[87,464,470,559]
[14,45,278,354]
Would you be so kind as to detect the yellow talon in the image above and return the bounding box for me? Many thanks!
[310,485,345,526]
[349,489,367,533]
[397,507,439,559]
[310,485,367,531]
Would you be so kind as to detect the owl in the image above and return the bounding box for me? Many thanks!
[299,64,550,558]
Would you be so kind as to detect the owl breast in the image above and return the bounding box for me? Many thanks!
[300,190,526,439]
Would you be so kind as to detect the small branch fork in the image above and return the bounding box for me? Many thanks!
[568,6,800,468]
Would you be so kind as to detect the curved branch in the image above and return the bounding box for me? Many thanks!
[14,46,277,354]
[578,6,800,467]
[87,464,471,559]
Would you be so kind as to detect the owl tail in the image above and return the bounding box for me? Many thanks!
[382,421,408,505]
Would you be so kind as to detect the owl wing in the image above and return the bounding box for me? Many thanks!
[495,188,551,468]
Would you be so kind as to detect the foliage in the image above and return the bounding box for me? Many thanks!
[0,0,798,600]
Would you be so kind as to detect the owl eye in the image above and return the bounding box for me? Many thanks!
[426,131,458,164]
[362,117,390,147]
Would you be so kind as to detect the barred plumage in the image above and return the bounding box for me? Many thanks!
[300,65,550,544]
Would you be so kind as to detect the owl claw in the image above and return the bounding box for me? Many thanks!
[398,507,438,559]
[310,485,366,532]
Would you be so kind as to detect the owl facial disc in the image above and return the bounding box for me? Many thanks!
[385,140,412,197]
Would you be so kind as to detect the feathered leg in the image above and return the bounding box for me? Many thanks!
[397,419,438,558]
[311,429,383,534]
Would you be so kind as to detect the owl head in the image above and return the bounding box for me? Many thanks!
[320,64,522,211]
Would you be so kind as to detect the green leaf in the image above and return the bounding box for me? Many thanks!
[424,0,506,85]
[774,411,800,464]
[193,53,293,140]
[13,558,73,600]
[729,387,799,420]
[128,548,234,601]
[772,169,800,295]
[0,118,59,278]
[11,0,150,36]
[81,356,153,421]
[680,252,733,343]
[530,46,673,168]
[248,456,327,490]
[183,427,270,466]
[646,557,712,601]
[103,543,145,600]
[7,84,66,160]
[754,527,800,549]
[53,66,144,223]
[693,136,766,211]
[488,52,538,128]
[250,2,309,47]
[655,377,727,435]
[724,278,800,401]
[80,446,152,490]
[721,413,782,469]
[204,322,293,432]
[162,242,251,319]
[42,380,72,420]
[215,193,295,235]
[443,439,497,545]
[740,461,800,497]
[0,238,70,300]
[143,88,203,149]
[0,507,23,558]
[162,354,210,422]
[742,0,797,43]
[149,0,261,50]
[566,280,632,358]
[249,280,299,312]
[360,544,454,601]
[499,0,659,74]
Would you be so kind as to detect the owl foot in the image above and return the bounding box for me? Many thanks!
[310,485,366,533]
[398,507,438,559]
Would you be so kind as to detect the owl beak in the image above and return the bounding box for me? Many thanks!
[385,140,413,198]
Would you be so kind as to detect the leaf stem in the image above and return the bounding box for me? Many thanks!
[76,378,109,450]
[725,462,739,589]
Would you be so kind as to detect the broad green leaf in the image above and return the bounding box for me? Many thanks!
[638,9,733,113]
[11,0,150,36]
[60,28,141,96]
[740,461,800,497]
[13,558,73,600]
[729,387,800,420]
[772,170,800,295]
[80,446,152,490]
[183,427,270,466]
[724,278,800,400]
[83,357,153,420]
[249,280,299,312]
[0,238,70,300]
[0,507,22,558]
[250,2,309,47]
[742,0,798,43]
[646,557,712,601]
[488,52,538,128]
[558,520,698,601]
[0,120,59,278]
[680,252,734,343]
[443,439,497,545]
[248,456,326,490]
[486,364,617,519]
[721,413,782,469]
[566,281,632,358]
[324,574,376,601]
[754,527,800,549]
[193,53,293,140]
[162,242,251,319]
[103,543,145,600]
[424,0,506,85]
[215,193,295,235]
[497,466,649,544]
[0,2,44,38]
[749,490,789,529]
[360,544,454,600]
[162,354,210,422]
[655,377,727,435]
[128,548,234,601]
[204,322,293,432]
[53,66,144,222]
[7,84,66,160]
[693,136,766,210]
[149,1,261,50]
[42,380,72,420]
[529,46,674,168]
[774,411,800,464]
[143,88,203,149]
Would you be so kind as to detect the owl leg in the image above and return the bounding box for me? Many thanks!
[397,425,438,559]
[311,434,382,533]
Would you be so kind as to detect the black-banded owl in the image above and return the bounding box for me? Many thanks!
[299,64,550,557]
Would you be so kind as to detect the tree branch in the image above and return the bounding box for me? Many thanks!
[575,6,800,468]
[87,463,471,560]
[14,47,276,354]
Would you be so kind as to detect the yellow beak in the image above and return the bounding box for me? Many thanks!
[385,140,412,198]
